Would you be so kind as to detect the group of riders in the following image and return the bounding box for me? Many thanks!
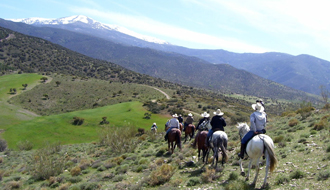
[162,99,267,159]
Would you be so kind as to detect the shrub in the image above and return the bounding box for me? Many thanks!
[70,166,81,176]
[313,119,328,131]
[29,145,65,180]
[288,118,299,127]
[274,135,284,143]
[275,174,290,185]
[16,140,34,151]
[224,179,249,190]
[72,117,84,125]
[67,176,82,183]
[201,168,216,183]
[228,172,238,181]
[290,170,305,179]
[186,177,200,186]
[326,145,330,153]
[148,164,175,186]
[298,138,307,143]
[99,125,137,154]
[318,170,330,181]
[0,138,7,152]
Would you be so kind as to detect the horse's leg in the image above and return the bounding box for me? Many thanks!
[246,159,253,182]
[168,141,170,152]
[214,147,218,168]
[262,151,271,188]
[251,157,261,187]
[239,158,245,176]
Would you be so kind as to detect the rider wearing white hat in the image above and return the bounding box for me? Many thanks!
[206,109,226,147]
[238,103,267,159]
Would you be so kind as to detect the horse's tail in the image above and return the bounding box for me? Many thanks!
[264,138,278,172]
[176,130,182,149]
[220,139,228,163]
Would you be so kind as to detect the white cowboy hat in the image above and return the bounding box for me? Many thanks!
[201,112,210,118]
[153,123,156,125]
[252,103,264,112]
[213,109,224,116]
[172,113,178,117]
[188,113,193,117]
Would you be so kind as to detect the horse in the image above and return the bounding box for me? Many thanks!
[236,123,278,188]
[206,131,228,168]
[167,128,182,153]
[197,130,209,163]
[184,124,195,143]
[151,126,157,134]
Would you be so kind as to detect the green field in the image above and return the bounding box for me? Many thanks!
[0,74,169,149]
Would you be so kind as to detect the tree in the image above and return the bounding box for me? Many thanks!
[22,83,28,90]
[320,85,329,104]
[55,81,61,87]
[40,77,48,83]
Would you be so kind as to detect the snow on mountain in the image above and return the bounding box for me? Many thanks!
[10,15,169,44]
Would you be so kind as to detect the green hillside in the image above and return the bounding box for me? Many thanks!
[2,101,168,149]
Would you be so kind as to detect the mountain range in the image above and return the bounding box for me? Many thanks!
[0,16,323,101]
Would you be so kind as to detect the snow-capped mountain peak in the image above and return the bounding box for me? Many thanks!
[10,15,169,44]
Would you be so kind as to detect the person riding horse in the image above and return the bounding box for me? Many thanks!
[191,112,210,148]
[183,113,194,132]
[164,114,180,141]
[238,102,267,159]
[206,109,226,147]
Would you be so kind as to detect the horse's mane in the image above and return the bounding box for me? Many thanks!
[236,122,249,130]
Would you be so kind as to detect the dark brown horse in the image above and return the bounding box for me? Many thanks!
[184,124,195,143]
[167,128,182,153]
[197,131,209,163]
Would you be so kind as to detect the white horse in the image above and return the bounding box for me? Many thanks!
[206,131,228,168]
[151,126,157,134]
[236,123,277,188]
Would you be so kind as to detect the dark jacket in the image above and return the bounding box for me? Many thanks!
[210,115,226,131]
[178,116,183,123]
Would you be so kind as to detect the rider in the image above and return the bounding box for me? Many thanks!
[183,113,194,132]
[191,112,210,148]
[178,114,183,126]
[238,102,267,159]
[206,109,226,147]
[164,114,180,141]
[151,122,157,129]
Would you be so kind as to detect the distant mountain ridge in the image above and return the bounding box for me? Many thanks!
[11,15,169,44]
[9,15,329,95]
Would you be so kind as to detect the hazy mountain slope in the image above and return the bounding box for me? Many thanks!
[0,20,317,101]
[11,16,329,95]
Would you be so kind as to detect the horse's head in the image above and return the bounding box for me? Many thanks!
[236,122,250,140]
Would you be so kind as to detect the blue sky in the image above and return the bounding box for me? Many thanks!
[2,0,330,61]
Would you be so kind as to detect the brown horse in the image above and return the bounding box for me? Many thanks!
[184,124,195,143]
[197,131,209,163]
[167,128,182,153]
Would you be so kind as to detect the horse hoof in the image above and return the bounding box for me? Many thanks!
[240,172,245,176]
[249,183,256,187]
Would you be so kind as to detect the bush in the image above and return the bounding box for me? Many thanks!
[29,145,65,180]
[186,177,200,186]
[72,117,84,125]
[275,174,290,185]
[318,170,330,181]
[290,170,305,179]
[274,135,284,143]
[71,166,81,176]
[148,164,175,186]
[0,138,7,152]
[313,119,328,131]
[16,140,34,151]
[99,125,137,154]
[288,118,299,127]
[201,168,216,183]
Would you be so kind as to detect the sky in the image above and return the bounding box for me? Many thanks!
[2,0,330,61]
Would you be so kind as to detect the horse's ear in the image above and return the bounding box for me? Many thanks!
[236,122,242,129]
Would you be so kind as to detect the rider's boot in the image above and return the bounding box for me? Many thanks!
[238,143,246,159]
[164,133,168,141]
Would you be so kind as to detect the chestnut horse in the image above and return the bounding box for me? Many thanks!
[197,130,209,163]
[167,128,182,153]
[184,124,195,143]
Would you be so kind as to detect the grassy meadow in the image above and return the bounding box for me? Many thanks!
[1,73,330,189]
